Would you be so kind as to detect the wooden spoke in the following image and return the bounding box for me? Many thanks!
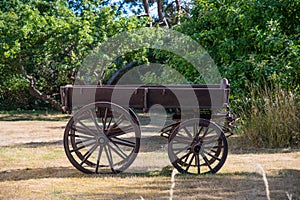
[201,127,209,138]
[77,121,98,137]
[71,134,94,140]
[195,153,200,174]
[201,153,214,172]
[80,143,99,166]
[110,137,135,148]
[95,146,104,174]
[183,127,193,138]
[185,153,195,173]
[193,126,204,141]
[107,126,134,138]
[109,114,125,130]
[71,126,96,137]
[75,137,94,145]
[177,151,192,163]
[204,150,221,161]
[106,117,113,132]
[89,109,101,133]
[173,145,190,155]
[104,145,114,172]
[212,145,224,149]
[107,142,128,160]
[101,108,108,130]
[172,135,193,144]
[70,140,96,153]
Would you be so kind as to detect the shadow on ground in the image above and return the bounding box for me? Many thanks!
[1,166,299,199]
[3,136,169,153]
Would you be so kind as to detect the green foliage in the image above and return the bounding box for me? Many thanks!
[146,49,205,84]
[178,0,300,95]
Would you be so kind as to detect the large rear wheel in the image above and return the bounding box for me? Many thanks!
[64,102,141,174]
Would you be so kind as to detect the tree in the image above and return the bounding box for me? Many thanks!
[0,0,144,111]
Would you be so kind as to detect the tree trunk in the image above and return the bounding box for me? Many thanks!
[142,0,151,18]
[157,0,164,22]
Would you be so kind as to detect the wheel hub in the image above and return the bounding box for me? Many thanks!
[192,141,204,153]
[97,136,107,144]
[193,145,201,153]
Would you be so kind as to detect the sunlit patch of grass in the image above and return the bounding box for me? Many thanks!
[0,145,67,172]
[51,187,63,195]
[146,165,174,177]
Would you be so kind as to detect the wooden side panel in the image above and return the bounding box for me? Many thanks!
[60,79,230,113]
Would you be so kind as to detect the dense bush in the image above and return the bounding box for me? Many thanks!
[0,75,31,110]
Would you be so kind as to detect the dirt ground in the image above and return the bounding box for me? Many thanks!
[0,120,300,199]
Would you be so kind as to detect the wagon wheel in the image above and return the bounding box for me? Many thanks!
[64,102,141,174]
[168,118,228,174]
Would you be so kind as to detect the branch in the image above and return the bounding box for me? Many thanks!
[18,54,64,112]
[174,0,181,24]
[116,1,126,14]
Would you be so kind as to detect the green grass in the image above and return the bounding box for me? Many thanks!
[0,109,69,121]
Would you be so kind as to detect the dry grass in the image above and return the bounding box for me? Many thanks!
[237,86,300,148]
[0,117,300,199]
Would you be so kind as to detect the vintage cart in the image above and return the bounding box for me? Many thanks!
[60,78,235,175]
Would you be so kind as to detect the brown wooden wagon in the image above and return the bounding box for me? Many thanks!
[60,78,235,174]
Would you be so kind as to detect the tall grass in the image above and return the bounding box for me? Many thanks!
[238,85,300,148]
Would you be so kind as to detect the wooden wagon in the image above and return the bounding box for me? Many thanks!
[60,78,235,174]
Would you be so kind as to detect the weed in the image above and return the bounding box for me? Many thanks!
[255,164,270,200]
[169,168,179,200]
[52,187,63,195]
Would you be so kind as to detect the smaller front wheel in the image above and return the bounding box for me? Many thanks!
[168,118,228,174]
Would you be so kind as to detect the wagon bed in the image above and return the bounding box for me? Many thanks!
[61,79,230,113]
